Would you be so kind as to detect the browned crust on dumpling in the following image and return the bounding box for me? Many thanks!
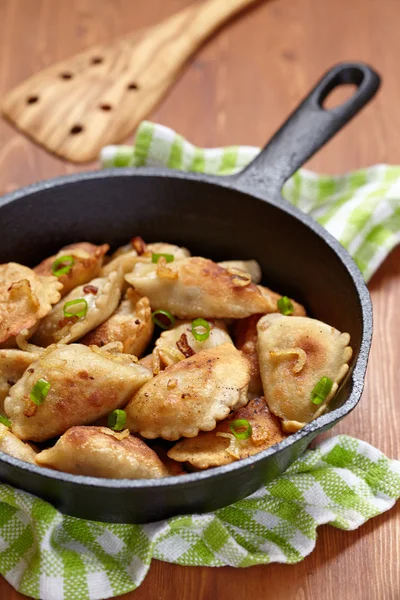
[0,423,37,464]
[258,285,306,316]
[126,257,271,319]
[34,243,109,297]
[125,343,250,441]
[80,290,154,357]
[168,397,286,469]
[4,343,152,442]
[234,315,263,396]
[257,314,352,431]
[0,349,39,413]
[0,263,62,344]
[35,426,168,478]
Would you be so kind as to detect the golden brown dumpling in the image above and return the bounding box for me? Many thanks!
[125,257,271,319]
[0,263,62,345]
[218,260,262,284]
[32,269,124,346]
[257,285,306,316]
[257,314,352,432]
[153,319,232,371]
[125,343,250,440]
[234,315,263,396]
[80,289,154,357]
[4,343,152,442]
[168,397,286,469]
[34,242,109,297]
[0,349,39,413]
[102,241,190,276]
[0,423,37,464]
[35,426,168,479]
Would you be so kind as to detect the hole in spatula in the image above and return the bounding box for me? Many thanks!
[100,104,112,111]
[60,72,73,80]
[26,96,39,105]
[127,82,139,90]
[91,57,104,65]
[322,83,358,110]
[70,125,83,135]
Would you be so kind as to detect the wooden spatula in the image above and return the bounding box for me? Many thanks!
[1,0,260,164]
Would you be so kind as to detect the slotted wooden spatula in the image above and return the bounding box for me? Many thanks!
[1,0,260,164]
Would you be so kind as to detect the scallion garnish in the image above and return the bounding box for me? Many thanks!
[277,296,294,316]
[152,309,175,329]
[0,415,11,428]
[191,318,210,342]
[51,255,75,277]
[63,298,88,319]
[108,409,127,431]
[151,253,174,264]
[311,376,333,405]
[229,419,252,440]
[30,378,51,406]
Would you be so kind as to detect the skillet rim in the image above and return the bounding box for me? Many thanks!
[0,166,373,490]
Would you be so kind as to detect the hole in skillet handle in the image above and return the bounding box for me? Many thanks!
[316,64,379,114]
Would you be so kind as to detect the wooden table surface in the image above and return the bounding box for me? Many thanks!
[0,0,399,598]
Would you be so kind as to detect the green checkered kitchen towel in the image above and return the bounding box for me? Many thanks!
[1,122,400,600]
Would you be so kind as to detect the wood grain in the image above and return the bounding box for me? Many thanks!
[1,0,260,163]
[0,0,399,599]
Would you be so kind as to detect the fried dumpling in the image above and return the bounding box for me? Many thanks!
[0,349,39,413]
[34,242,109,297]
[125,257,271,319]
[0,423,37,464]
[0,263,62,345]
[80,289,154,357]
[257,314,352,432]
[32,269,124,346]
[4,343,152,442]
[35,426,168,479]
[125,343,250,440]
[218,260,262,284]
[258,285,306,316]
[234,315,263,396]
[102,240,190,276]
[168,397,286,469]
[153,319,232,371]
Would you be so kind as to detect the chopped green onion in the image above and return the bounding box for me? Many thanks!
[191,318,210,342]
[108,409,127,431]
[63,298,88,319]
[152,309,175,329]
[229,419,252,440]
[277,296,294,315]
[0,415,11,428]
[152,252,174,264]
[30,378,51,406]
[51,255,75,277]
[311,376,333,405]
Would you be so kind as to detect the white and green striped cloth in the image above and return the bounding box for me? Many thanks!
[1,122,400,600]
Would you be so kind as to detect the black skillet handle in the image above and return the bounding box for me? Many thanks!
[232,62,380,195]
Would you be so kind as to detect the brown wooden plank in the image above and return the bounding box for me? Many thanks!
[0,0,399,599]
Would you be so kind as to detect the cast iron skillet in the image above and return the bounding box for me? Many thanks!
[0,62,380,523]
